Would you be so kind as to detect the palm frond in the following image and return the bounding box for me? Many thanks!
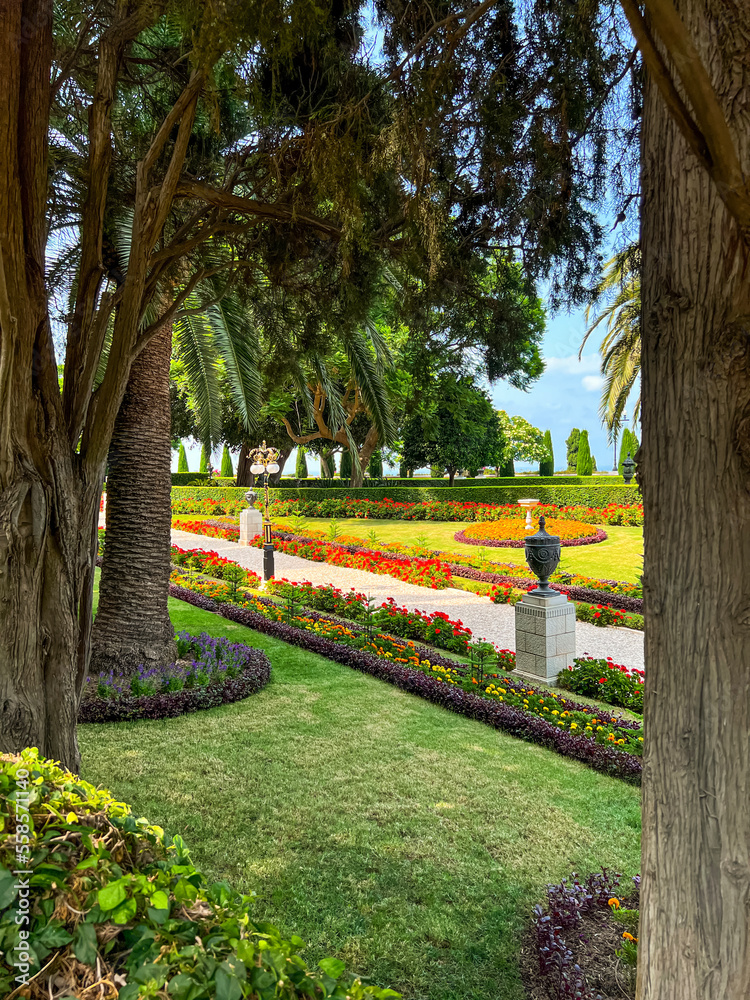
[173,303,223,450]
[342,328,394,445]
[204,293,262,433]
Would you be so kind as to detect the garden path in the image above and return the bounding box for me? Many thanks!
[170,527,645,669]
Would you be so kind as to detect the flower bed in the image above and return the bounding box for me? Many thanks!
[79,632,271,723]
[0,749,397,1000]
[454,524,608,548]
[168,583,643,783]
[525,869,639,999]
[557,657,644,712]
[171,545,260,587]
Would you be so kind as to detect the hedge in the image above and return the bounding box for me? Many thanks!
[170,473,236,486]
[264,474,624,489]
[172,483,641,512]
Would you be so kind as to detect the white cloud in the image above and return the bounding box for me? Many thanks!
[544,353,601,374]
[582,375,605,392]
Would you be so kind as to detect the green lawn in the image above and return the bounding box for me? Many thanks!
[272,518,644,583]
[80,591,641,1000]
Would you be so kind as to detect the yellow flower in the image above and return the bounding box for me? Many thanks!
[570,723,577,730]
[551,710,559,716]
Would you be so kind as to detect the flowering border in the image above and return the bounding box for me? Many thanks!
[78,641,271,723]
[453,527,608,548]
[168,585,642,784]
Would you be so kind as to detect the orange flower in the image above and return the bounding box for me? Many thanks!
[622,932,636,942]
[608,897,620,909]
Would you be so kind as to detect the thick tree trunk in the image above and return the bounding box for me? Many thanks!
[447,467,457,486]
[91,324,177,674]
[350,426,379,488]
[269,445,292,484]
[638,8,750,998]
[236,442,256,487]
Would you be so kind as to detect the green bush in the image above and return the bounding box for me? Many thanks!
[220,445,234,478]
[177,441,189,473]
[557,658,644,713]
[368,450,384,478]
[539,430,554,476]
[576,430,593,475]
[199,443,210,474]
[566,428,580,470]
[339,449,353,480]
[498,455,515,476]
[269,475,624,489]
[171,472,209,486]
[171,482,641,515]
[0,749,398,1000]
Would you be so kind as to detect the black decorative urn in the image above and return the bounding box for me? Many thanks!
[524,516,562,596]
[244,489,258,509]
[622,452,636,484]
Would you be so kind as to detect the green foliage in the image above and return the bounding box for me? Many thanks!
[295,447,309,479]
[220,445,234,478]
[498,456,515,477]
[618,428,632,474]
[539,430,554,476]
[566,428,580,470]
[177,442,189,474]
[557,660,643,713]
[0,749,396,1000]
[339,449,353,481]
[576,431,593,475]
[199,444,210,475]
[497,410,547,463]
[368,451,384,478]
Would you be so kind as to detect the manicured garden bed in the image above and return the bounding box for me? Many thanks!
[80,583,641,1000]
[454,520,608,548]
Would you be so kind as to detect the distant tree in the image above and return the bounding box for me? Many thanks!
[295,447,309,479]
[576,431,593,475]
[368,451,384,478]
[430,465,443,478]
[566,428,581,471]
[220,446,234,478]
[498,456,515,477]
[340,449,353,481]
[539,430,554,476]
[618,428,633,475]
[199,445,210,475]
[177,443,189,474]
[592,455,597,473]
[496,411,548,465]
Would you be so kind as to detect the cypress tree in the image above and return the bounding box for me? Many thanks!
[340,448,353,480]
[295,446,308,479]
[199,444,210,474]
[539,430,554,476]
[565,428,580,470]
[177,442,189,473]
[368,451,383,477]
[618,429,632,475]
[499,455,515,477]
[576,431,593,475]
[220,446,233,478]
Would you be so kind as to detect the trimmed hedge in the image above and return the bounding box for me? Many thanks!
[266,474,624,489]
[171,473,237,486]
[172,482,641,511]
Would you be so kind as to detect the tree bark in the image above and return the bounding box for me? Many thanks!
[269,445,292,484]
[91,323,177,675]
[236,442,256,487]
[638,6,750,998]
[349,426,380,488]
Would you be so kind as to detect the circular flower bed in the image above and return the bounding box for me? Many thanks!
[79,631,271,723]
[454,518,607,548]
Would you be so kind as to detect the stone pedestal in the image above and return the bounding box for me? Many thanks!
[239,506,263,545]
[514,592,576,683]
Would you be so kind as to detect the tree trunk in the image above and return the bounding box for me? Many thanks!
[269,445,292,484]
[447,467,457,486]
[236,442,256,487]
[91,323,177,674]
[350,426,379,488]
[638,8,750,998]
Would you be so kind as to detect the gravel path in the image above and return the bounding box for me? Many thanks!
[171,528,644,669]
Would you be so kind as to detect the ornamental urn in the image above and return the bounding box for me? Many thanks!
[244,489,258,509]
[524,516,561,596]
[622,452,636,484]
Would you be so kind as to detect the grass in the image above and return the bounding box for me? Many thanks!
[81,584,641,1000]
[273,518,644,584]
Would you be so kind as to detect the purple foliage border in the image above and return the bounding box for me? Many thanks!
[78,645,271,724]
[453,527,608,548]
[168,585,642,785]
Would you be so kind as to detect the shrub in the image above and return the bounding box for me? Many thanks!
[368,450,384,477]
[565,428,580,470]
[177,441,189,473]
[295,446,308,478]
[498,455,515,476]
[199,443,210,474]
[220,445,234,478]
[340,448,353,480]
[576,430,593,475]
[0,749,399,1000]
[575,602,644,630]
[539,429,554,476]
[557,656,644,712]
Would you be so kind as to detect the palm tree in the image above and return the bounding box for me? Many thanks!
[580,244,641,442]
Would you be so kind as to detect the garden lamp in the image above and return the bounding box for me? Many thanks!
[249,441,280,582]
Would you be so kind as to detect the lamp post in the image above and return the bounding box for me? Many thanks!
[249,441,280,583]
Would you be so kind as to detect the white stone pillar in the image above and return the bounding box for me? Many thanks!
[514,591,576,683]
[239,506,263,546]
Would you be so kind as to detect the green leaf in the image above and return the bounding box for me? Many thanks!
[215,966,242,1000]
[74,923,98,966]
[118,983,143,1000]
[150,890,169,912]
[134,963,168,987]
[319,957,346,980]
[97,879,127,911]
[111,896,137,925]
[34,921,73,948]
[0,866,18,908]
